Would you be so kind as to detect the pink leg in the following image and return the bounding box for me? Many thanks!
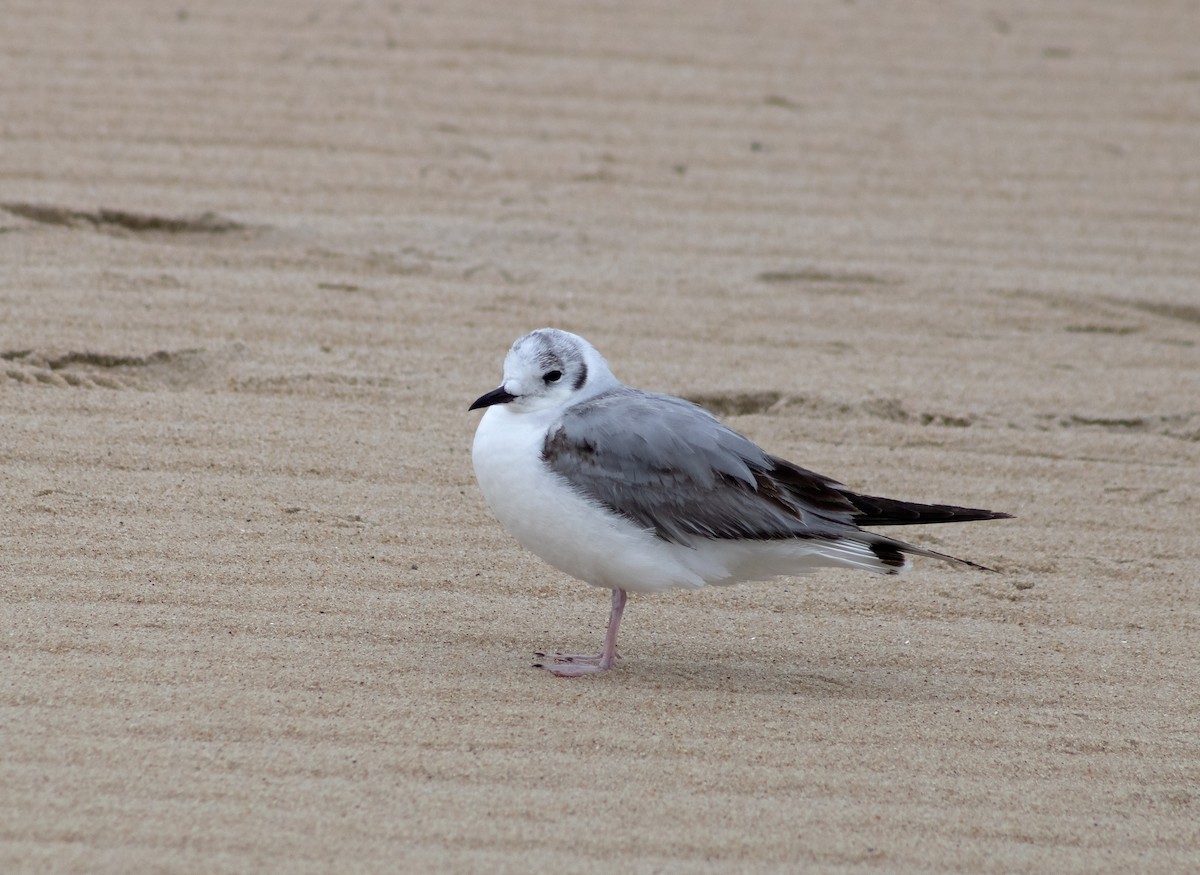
[534,589,628,677]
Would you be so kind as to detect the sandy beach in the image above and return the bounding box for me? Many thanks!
[3,1,1198,871]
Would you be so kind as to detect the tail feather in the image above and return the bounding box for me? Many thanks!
[844,532,1003,573]
[858,533,1000,573]
[895,537,1000,572]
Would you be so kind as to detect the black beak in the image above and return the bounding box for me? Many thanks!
[469,386,517,411]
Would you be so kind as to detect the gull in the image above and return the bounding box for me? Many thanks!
[469,328,1011,676]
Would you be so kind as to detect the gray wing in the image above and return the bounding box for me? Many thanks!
[541,388,862,542]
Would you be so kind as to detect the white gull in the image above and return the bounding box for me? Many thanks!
[470,328,1010,677]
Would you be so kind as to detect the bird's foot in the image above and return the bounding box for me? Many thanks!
[533,651,619,677]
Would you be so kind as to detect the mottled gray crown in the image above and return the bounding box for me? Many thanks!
[512,328,590,391]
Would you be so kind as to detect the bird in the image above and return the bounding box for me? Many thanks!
[469,328,1011,676]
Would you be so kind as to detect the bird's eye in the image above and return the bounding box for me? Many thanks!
[544,370,563,384]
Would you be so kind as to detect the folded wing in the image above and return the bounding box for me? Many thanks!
[542,388,1010,546]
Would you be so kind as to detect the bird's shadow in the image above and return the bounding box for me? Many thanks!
[607,654,950,702]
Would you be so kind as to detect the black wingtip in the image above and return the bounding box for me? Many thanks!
[848,494,1014,527]
[962,509,1014,522]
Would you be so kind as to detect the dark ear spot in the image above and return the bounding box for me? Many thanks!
[572,361,588,391]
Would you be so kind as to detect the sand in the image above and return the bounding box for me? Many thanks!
[2,1,1198,872]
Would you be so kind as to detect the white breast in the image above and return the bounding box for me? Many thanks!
[471,406,710,593]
